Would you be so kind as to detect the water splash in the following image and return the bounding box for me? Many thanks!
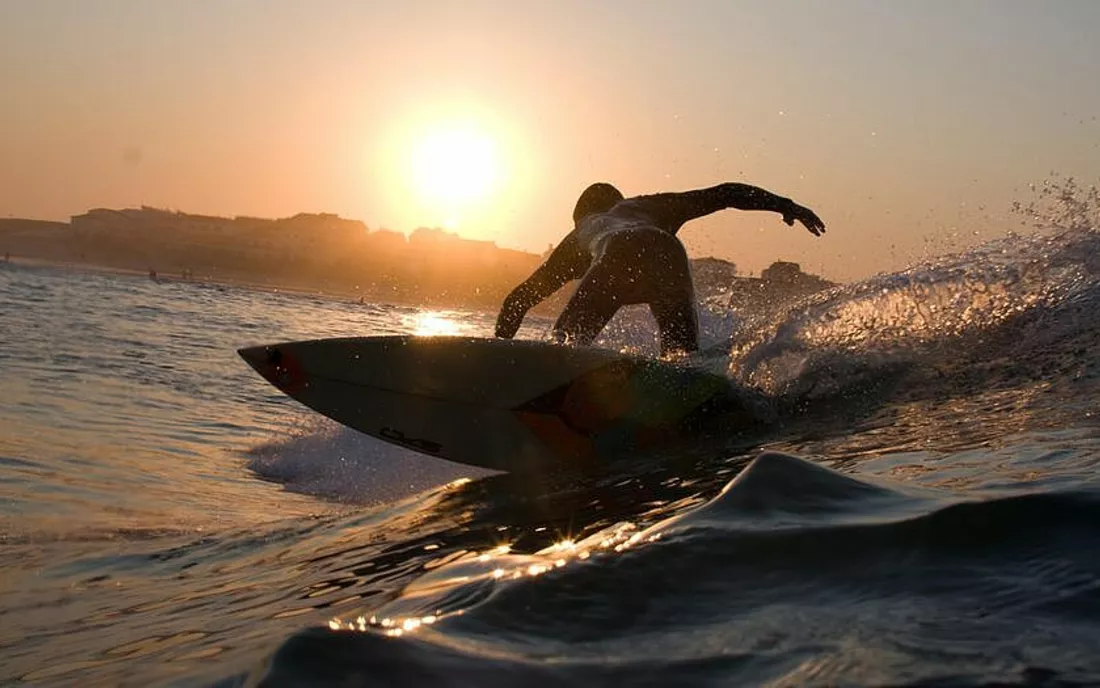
[1013,174,1100,235]
[245,420,490,505]
[729,222,1100,402]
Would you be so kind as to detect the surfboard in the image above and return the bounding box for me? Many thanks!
[238,336,762,472]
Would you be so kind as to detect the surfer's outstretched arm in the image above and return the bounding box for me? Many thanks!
[641,183,826,236]
[495,233,586,339]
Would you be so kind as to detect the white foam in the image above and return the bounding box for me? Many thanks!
[245,419,493,505]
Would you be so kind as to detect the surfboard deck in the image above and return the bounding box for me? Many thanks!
[238,336,763,472]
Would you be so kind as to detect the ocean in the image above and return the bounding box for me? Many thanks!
[2,222,1100,687]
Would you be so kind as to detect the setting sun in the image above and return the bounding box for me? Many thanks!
[409,125,500,218]
[373,105,536,243]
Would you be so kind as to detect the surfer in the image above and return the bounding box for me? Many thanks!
[495,182,826,355]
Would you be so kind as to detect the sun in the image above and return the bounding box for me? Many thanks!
[409,125,500,213]
[375,108,533,240]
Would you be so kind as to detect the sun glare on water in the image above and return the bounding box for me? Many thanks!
[410,311,466,337]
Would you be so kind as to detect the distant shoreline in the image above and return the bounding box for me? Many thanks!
[0,209,546,311]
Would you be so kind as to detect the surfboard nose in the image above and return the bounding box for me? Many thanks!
[238,343,309,395]
[238,344,282,382]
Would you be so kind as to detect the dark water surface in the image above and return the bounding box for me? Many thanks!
[2,225,1099,686]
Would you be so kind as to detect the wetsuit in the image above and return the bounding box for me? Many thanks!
[495,182,824,355]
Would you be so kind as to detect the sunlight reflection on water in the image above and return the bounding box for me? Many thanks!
[408,310,474,337]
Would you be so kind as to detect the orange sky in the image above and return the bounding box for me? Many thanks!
[2,1,1099,280]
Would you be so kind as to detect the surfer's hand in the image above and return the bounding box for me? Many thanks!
[783,203,826,237]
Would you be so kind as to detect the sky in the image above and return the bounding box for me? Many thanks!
[2,0,1099,281]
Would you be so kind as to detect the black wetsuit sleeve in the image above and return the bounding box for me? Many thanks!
[635,183,796,234]
[495,231,587,339]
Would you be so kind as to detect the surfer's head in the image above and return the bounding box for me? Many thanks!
[573,182,624,224]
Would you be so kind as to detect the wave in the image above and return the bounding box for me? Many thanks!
[245,452,1100,687]
[722,227,1100,415]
